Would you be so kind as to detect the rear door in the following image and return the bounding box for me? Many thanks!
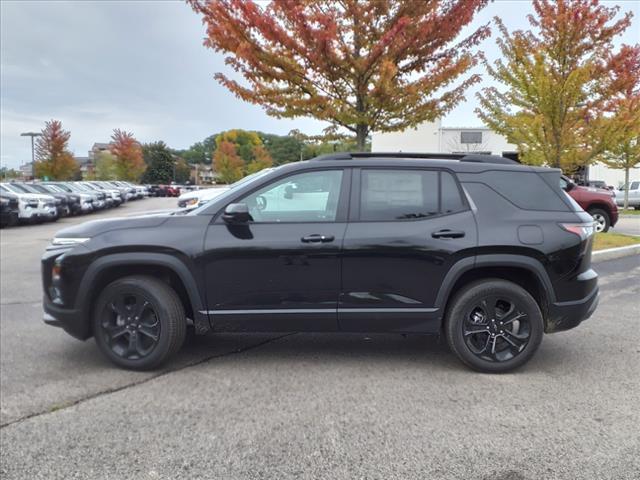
[339,167,477,333]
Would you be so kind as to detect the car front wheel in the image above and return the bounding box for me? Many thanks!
[93,275,186,370]
[588,208,610,232]
[445,279,544,373]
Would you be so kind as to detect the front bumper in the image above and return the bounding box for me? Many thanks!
[546,286,599,333]
[43,294,90,340]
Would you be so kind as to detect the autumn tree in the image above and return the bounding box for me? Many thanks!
[247,144,273,174]
[94,152,119,180]
[600,45,640,209]
[214,140,244,183]
[476,0,634,172]
[110,129,146,181]
[216,129,262,164]
[188,0,490,150]
[34,120,78,180]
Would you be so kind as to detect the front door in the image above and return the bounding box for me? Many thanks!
[339,168,477,333]
[203,168,349,332]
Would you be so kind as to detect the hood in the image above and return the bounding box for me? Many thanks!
[55,214,170,239]
[575,185,614,199]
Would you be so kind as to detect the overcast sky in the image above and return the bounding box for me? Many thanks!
[1,0,638,169]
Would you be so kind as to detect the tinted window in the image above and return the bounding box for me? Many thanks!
[631,181,639,190]
[240,170,343,223]
[360,170,440,221]
[483,171,568,211]
[441,172,466,214]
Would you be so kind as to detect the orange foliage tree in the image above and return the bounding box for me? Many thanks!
[110,129,146,181]
[188,0,490,150]
[601,45,640,207]
[476,0,634,171]
[247,144,274,174]
[214,140,244,183]
[34,120,78,180]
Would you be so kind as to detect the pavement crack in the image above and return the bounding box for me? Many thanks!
[0,332,296,429]
[0,300,40,306]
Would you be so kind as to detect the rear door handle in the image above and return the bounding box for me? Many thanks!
[431,229,465,239]
[301,234,335,243]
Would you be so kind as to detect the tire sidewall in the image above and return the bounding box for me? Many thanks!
[588,208,610,232]
[446,280,544,373]
[93,278,178,370]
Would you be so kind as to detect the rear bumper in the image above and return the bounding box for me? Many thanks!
[546,286,599,333]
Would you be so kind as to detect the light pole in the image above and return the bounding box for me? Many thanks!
[20,132,42,179]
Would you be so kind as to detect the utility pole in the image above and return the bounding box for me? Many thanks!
[20,132,42,179]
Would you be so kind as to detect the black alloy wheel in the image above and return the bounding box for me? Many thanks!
[445,279,544,373]
[462,295,531,363]
[94,276,186,370]
[99,292,161,360]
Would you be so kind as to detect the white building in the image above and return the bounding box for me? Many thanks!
[372,120,638,187]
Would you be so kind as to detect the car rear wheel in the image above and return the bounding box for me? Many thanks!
[93,275,186,370]
[588,208,610,232]
[445,279,544,373]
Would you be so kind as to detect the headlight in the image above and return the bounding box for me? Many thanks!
[51,237,91,246]
[186,198,199,206]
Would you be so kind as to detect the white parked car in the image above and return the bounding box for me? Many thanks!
[616,181,640,208]
[177,169,276,209]
[177,186,230,208]
[0,183,58,223]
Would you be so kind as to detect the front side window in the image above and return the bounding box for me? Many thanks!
[240,169,343,223]
[360,169,466,221]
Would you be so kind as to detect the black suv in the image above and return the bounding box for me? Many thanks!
[42,153,599,372]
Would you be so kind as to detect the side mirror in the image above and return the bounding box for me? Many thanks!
[222,203,250,224]
[284,184,294,200]
[561,177,575,192]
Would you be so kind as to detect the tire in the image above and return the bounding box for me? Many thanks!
[588,208,610,233]
[445,279,544,373]
[93,275,186,370]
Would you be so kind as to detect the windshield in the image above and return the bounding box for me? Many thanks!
[28,184,49,194]
[52,183,72,193]
[46,184,64,193]
[7,183,33,194]
[188,167,278,215]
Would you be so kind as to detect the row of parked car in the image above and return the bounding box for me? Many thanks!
[0,180,149,228]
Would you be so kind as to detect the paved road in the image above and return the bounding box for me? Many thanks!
[612,215,640,236]
[1,198,639,479]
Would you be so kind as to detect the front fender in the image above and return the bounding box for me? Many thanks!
[75,252,209,335]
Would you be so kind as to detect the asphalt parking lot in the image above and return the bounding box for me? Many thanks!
[1,198,639,479]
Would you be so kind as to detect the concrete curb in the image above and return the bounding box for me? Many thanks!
[592,244,640,263]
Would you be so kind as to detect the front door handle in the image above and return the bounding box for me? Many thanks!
[431,229,465,239]
[301,234,335,243]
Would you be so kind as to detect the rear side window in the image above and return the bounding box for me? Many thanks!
[482,171,568,211]
[631,181,639,190]
[441,171,466,214]
[359,169,466,221]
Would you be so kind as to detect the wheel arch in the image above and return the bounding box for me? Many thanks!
[75,253,209,336]
[436,254,555,326]
[584,203,612,216]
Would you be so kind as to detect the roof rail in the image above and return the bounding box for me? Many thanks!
[311,152,517,165]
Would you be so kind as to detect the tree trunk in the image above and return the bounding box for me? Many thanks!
[356,124,368,151]
[624,166,629,211]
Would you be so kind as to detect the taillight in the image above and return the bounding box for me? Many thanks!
[559,222,595,240]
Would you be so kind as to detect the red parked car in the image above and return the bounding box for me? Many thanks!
[561,176,618,232]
